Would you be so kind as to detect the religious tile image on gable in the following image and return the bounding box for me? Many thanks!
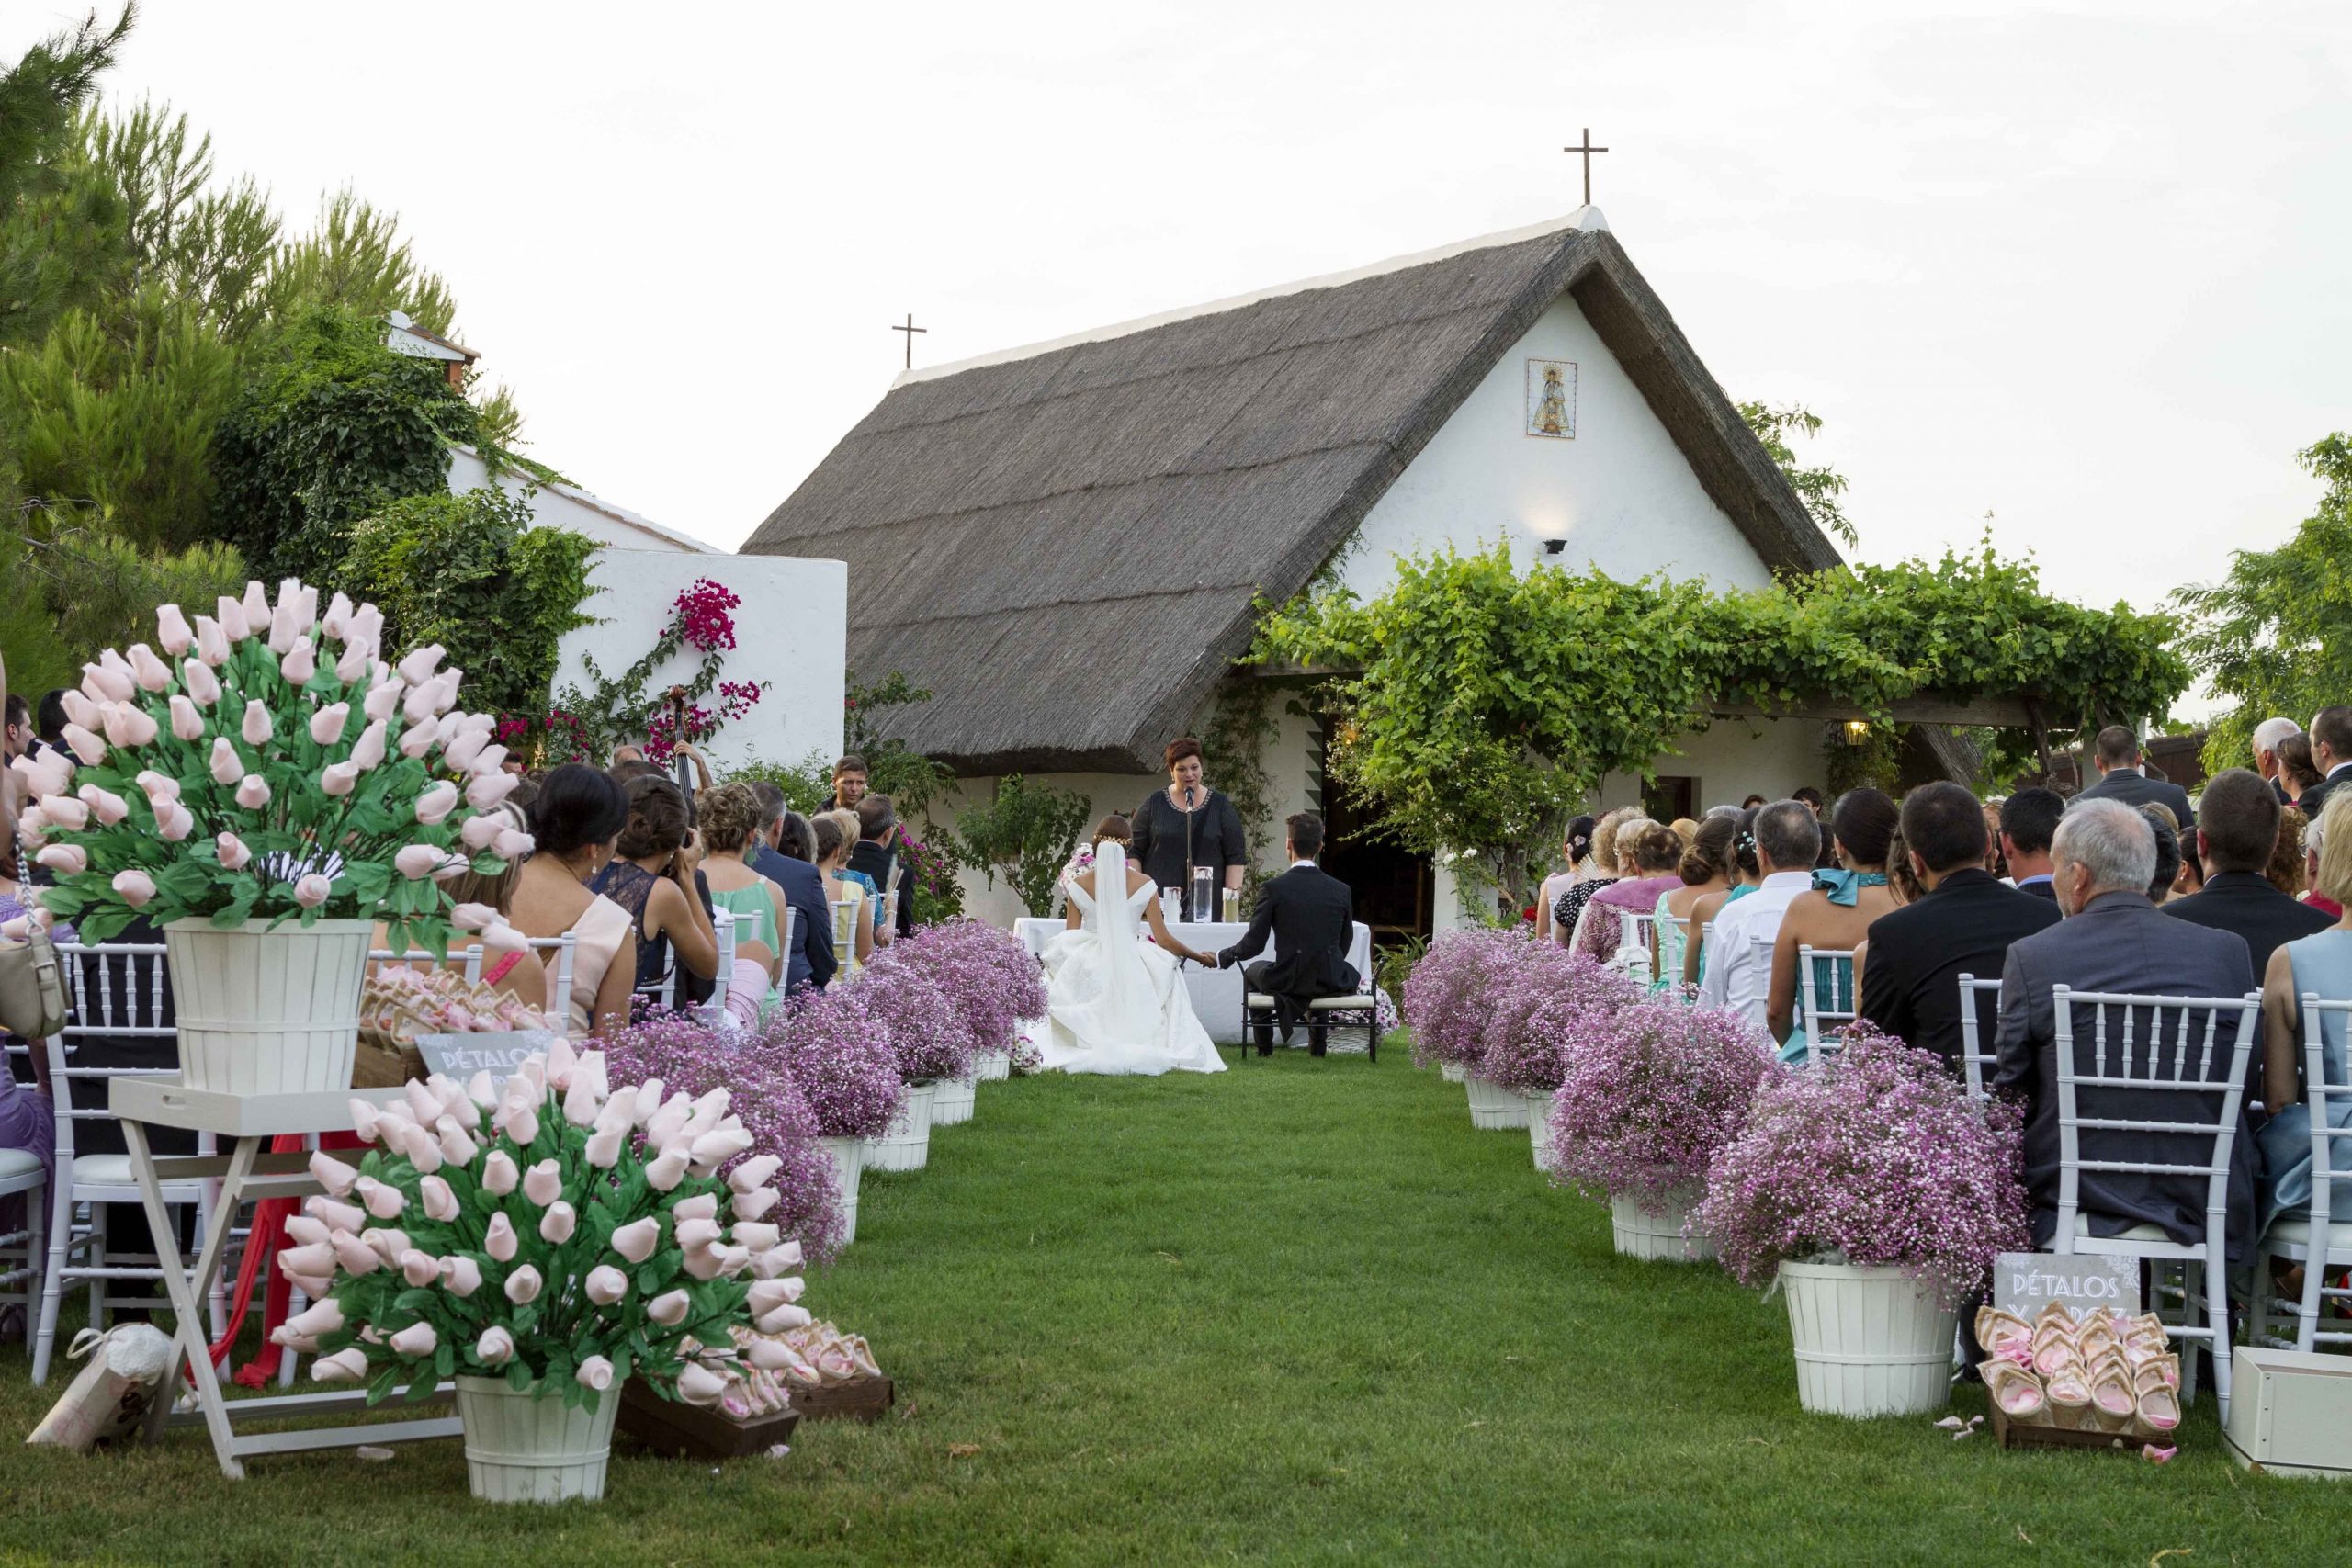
[1525,357,1577,439]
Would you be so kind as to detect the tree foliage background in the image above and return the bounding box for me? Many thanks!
[0,6,564,708]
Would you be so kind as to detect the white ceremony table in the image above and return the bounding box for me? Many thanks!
[110,1077,461,1480]
[1012,917,1374,1044]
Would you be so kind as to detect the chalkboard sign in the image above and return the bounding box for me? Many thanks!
[413,1031,560,1098]
[1992,1252,2141,1320]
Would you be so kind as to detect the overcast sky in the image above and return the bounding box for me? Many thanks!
[76,0,2352,691]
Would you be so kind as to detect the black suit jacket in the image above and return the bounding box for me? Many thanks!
[2069,769,2197,831]
[1217,865,1358,1019]
[1992,893,2258,1258]
[846,839,917,939]
[2300,764,2352,822]
[1859,869,2060,1070]
[753,846,836,991]
[2161,871,2335,977]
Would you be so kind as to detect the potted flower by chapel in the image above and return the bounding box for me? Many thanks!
[271,1040,808,1503]
[7,579,527,1095]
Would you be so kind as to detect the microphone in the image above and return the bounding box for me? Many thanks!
[1186,785,1198,808]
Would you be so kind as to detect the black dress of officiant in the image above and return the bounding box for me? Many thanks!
[1129,737,1247,918]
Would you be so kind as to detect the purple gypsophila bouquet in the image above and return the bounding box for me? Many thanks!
[1692,1025,2031,1307]
[1401,927,1539,1072]
[1547,999,1775,1210]
[1481,951,1645,1096]
[880,919,1044,1055]
[849,955,974,1086]
[757,987,904,1140]
[605,1013,844,1262]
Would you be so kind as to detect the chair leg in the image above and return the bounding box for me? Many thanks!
[21,1179,44,1351]
[2296,1241,2328,1355]
[31,1179,72,1385]
[87,1205,107,1334]
[2206,1249,2233,1426]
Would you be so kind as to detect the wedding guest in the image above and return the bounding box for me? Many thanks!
[2253,716,2302,805]
[1859,783,2058,1070]
[827,754,868,814]
[2278,733,2324,806]
[1553,807,1638,947]
[813,810,876,972]
[1794,785,1838,871]
[1764,789,1900,1050]
[1682,807,1762,988]
[1572,823,1684,962]
[34,690,67,754]
[1657,813,1736,987]
[0,829,53,1270]
[2,694,34,761]
[1130,738,1247,919]
[1697,800,1821,1032]
[751,801,836,992]
[2256,793,2352,1231]
[2298,706,2352,818]
[612,744,645,766]
[695,783,794,987]
[2140,804,2182,906]
[2269,805,2312,899]
[372,801,550,1010]
[1882,826,1925,908]
[2000,788,2065,902]
[2306,811,2345,921]
[849,794,914,942]
[1994,799,2257,1256]
[593,775,719,1008]
[1982,802,2009,879]
[1535,816,1598,942]
[1740,794,1768,810]
[2070,726,2197,830]
[512,763,637,1038]
[2164,769,2332,974]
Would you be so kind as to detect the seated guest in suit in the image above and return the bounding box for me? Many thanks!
[2164,768,2333,974]
[751,804,836,993]
[1993,800,2259,1257]
[1860,783,2061,1071]
[1216,813,1358,1055]
[2256,793,2352,1232]
[2253,716,2302,806]
[2299,706,2352,820]
[2069,726,2198,831]
[1999,787,2064,902]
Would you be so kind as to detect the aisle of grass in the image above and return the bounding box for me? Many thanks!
[0,1043,2341,1564]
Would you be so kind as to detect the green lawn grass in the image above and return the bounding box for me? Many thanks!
[0,1042,2341,1565]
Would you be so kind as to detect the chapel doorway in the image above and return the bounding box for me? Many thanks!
[1318,769,1434,946]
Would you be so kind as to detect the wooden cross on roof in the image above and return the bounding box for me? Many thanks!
[891,312,927,370]
[1562,128,1609,207]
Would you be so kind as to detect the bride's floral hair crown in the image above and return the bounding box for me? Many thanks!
[1091,814,1132,847]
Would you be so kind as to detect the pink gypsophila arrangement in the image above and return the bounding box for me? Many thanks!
[1692,1024,2032,1307]
[605,1014,844,1262]
[1401,927,1540,1072]
[1547,999,1775,1209]
[882,919,1045,1055]
[757,987,903,1140]
[1480,950,1645,1095]
[849,956,975,1085]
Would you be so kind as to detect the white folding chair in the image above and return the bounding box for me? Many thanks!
[2251,994,2352,1354]
[1653,913,1690,994]
[1954,973,2007,1098]
[1795,945,1859,1066]
[0,1043,43,1353]
[527,934,579,1033]
[34,942,230,1383]
[2050,985,2259,1422]
[708,908,740,1021]
[1610,908,1657,983]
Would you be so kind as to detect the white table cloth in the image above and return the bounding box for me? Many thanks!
[1013,918,1374,1044]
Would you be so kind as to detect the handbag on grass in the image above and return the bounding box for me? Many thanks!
[26,1325,175,1450]
[0,927,67,1041]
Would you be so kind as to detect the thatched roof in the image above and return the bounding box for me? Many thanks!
[745,214,1842,775]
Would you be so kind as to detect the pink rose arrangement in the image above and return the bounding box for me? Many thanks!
[9,577,525,953]
[275,1038,807,1412]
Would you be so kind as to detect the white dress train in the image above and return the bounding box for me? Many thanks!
[1037,843,1225,1076]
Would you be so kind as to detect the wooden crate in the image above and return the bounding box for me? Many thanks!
[1990,1407,2165,1453]
[616,1382,801,1459]
[788,1375,895,1424]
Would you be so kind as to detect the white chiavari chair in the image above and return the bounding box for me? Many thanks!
[1796,945,1860,1066]
[1954,973,2007,1098]
[2250,995,2352,1354]
[526,934,579,1032]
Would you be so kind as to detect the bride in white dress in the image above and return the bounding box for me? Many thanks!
[1039,820,1227,1076]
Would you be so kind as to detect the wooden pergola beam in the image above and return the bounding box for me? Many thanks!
[1704,694,2039,729]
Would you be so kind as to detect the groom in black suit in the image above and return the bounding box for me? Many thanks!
[1216,813,1359,1055]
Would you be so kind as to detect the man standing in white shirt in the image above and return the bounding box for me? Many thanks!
[1697,800,1822,1032]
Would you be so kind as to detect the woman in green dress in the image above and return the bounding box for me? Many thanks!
[696,782,793,988]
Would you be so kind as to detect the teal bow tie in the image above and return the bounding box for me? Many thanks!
[1812,869,1889,908]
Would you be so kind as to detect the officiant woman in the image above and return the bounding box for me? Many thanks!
[1130,737,1248,919]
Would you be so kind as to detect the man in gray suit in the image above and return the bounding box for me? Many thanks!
[2067,726,2197,832]
[1993,799,2259,1258]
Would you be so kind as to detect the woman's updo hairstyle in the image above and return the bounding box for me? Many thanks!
[531,763,628,858]
[811,814,850,863]
[1092,814,1133,847]
[615,775,690,861]
[1732,807,1763,879]
[1628,823,1683,874]
[697,782,763,854]
[1679,812,1737,886]
[1830,787,1900,869]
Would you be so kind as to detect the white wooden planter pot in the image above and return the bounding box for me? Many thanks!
[1464,1073,1529,1131]
[1439,1061,1466,1084]
[863,1080,938,1173]
[931,1072,978,1127]
[974,1049,1011,1081]
[1609,1189,1714,1262]
[820,1135,865,1245]
[1778,1260,1959,1418]
[164,918,372,1096]
[1526,1089,1560,1171]
[455,1376,621,1503]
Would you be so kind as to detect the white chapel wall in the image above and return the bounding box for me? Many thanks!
[1336,291,1776,597]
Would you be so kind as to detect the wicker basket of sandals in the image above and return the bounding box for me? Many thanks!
[1974,1303,2182,1446]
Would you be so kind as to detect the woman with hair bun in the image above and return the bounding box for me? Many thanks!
[1657,813,1736,987]
[509,762,638,1038]
[1764,787,1901,1052]
[1684,807,1765,988]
